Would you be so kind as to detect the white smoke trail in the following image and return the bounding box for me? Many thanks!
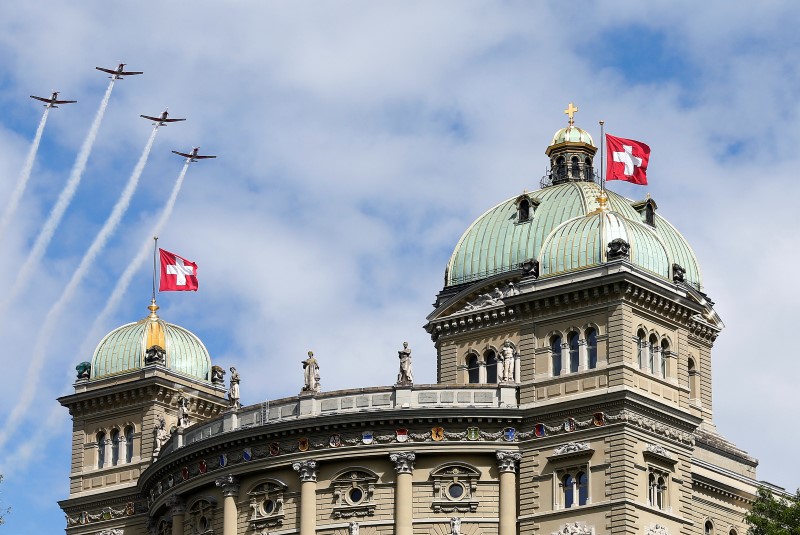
[0,161,192,466]
[0,107,51,242]
[2,80,115,310]
[0,125,159,450]
[79,160,191,356]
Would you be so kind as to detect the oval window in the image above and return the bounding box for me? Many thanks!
[348,487,364,504]
[447,482,465,499]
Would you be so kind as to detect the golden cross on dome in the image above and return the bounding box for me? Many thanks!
[564,102,578,125]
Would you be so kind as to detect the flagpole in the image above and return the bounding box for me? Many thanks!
[599,120,605,192]
[152,236,158,304]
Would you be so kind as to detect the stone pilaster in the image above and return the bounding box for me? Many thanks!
[390,452,415,535]
[167,495,186,535]
[496,451,521,535]
[293,460,318,535]
[215,475,240,535]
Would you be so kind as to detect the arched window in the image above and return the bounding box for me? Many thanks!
[637,330,647,369]
[556,156,566,180]
[485,350,498,383]
[656,476,666,509]
[519,198,531,222]
[660,340,669,378]
[466,355,479,384]
[563,474,574,508]
[551,335,562,377]
[577,471,588,505]
[584,157,593,180]
[688,358,697,400]
[648,334,658,374]
[110,429,120,466]
[705,521,714,535]
[648,473,656,506]
[568,332,579,373]
[96,432,106,469]
[571,156,580,178]
[125,426,134,463]
[729,530,737,535]
[586,328,598,369]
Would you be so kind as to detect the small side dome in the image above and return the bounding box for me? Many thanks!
[91,302,211,382]
[538,208,671,279]
[550,125,595,147]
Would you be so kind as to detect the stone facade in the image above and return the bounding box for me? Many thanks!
[57,119,779,535]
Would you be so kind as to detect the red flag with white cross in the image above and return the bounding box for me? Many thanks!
[159,248,198,291]
[606,134,651,185]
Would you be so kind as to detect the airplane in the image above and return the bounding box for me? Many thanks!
[30,91,77,108]
[172,147,216,162]
[96,63,143,80]
[140,109,186,126]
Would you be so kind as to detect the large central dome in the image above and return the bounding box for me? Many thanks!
[446,177,701,290]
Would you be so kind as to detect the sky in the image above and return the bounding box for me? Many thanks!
[0,1,799,532]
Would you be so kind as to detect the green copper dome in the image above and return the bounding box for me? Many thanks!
[91,304,212,382]
[539,210,670,278]
[550,125,595,146]
[446,181,701,289]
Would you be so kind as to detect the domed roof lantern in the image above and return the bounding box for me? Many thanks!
[543,103,599,187]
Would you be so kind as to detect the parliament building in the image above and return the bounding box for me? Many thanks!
[58,110,776,535]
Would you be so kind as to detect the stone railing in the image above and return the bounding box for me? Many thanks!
[159,383,517,456]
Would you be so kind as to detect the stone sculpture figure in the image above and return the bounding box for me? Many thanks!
[397,342,413,385]
[75,361,91,380]
[153,415,170,457]
[499,340,515,382]
[302,351,321,393]
[211,365,226,385]
[349,522,360,535]
[228,367,241,409]
[144,344,166,365]
[450,517,462,535]
[177,396,190,428]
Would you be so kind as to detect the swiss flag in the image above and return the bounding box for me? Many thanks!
[159,248,198,291]
[606,134,651,185]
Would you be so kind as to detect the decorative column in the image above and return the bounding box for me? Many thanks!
[496,451,521,535]
[215,475,240,535]
[578,339,587,371]
[293,460,318,535]
[561,343,570,375]
[513,353,521,383]
[390,452,416,535]
[168,496,186,535]
[478,361,487,383]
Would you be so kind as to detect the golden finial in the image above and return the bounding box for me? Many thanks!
[596,191,609,212]
[564,102,578,126]
[147,298,160,318]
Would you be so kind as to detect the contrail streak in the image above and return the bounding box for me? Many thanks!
[0,107,51,242]
[0,161,192,466]
[0,125,159,451]
[79,160,191,356]
[2,80,115,310]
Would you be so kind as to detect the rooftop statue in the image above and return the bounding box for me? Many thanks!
[228,367,241,409]
[397,342,413,385]
[302,351,321,393]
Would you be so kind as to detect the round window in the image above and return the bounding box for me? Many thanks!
[198,516,209,532]
[447,482,464,499]
[348,487,364,504]
[263,499,275,515]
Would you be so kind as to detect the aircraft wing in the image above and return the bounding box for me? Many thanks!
[172,151,193,158]
[53,99,77,105]
[30,95,50,103]
[194,155,216,159]
[119,70,143,76]
[96,67,115,74]
[140,115,161,121]
[161,118,186,123]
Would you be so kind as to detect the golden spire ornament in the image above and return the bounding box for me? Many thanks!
[564,102,578,126]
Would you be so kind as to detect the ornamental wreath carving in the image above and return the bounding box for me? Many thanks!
[645,444,673,459]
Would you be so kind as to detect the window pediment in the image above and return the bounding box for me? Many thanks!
[332,469,378,519]
[430,463,481,513]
